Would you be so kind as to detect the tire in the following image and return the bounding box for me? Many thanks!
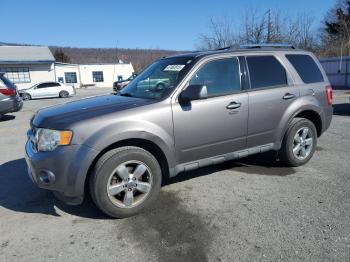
[279,118,317,167]
[89,146,162,218]
[21,93,31,101]
[155,83,165,91]
[59,91,69,98]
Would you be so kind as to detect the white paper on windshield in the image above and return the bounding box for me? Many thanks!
[163,65,185,72]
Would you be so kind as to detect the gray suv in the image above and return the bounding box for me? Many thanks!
[25,45,333,218]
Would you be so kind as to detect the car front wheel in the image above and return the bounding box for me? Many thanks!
[279,118,317,167]
[89,146,162,218]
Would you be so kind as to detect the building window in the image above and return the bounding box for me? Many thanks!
[0,67,31,83]
[65,72,77,83]
[92,71,104,82]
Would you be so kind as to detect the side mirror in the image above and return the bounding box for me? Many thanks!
[179,85,208,103]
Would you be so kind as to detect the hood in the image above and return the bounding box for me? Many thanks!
[32,95,156,128]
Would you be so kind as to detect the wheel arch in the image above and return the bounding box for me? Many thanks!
[276,103,324,147]
[59,90,69,96]
[84,138,172,197]
[294,110,322,137]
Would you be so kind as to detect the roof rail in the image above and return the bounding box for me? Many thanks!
[215,46,232,51]
[240,43,295,49]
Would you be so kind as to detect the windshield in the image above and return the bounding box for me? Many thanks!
[119,57,193,100]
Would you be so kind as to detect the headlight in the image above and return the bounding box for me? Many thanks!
[36,128,73,152]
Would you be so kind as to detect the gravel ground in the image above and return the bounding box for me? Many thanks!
[0,88,349,262]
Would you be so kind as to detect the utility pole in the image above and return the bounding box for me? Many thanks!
[115,41,119,63]
[267,8,272,43]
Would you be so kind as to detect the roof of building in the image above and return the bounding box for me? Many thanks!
[0,46,55,64]
[55,62,133,66]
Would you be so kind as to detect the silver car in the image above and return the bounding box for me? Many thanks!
[25,44,333,218]
[19,82,76,100]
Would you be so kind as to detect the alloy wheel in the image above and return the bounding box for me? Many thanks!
[292,127,314,160]
[106,160,153,208]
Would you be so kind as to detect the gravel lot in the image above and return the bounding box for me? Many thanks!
[0,88,349,262]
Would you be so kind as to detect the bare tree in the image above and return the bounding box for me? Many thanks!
[197,8,317,51]
[197,18,238,50]
[53,49,71,63]
[240,9,268,44]
[286,13,316,49]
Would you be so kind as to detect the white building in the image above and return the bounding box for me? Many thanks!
[55,62,134,88]
[0,46,56,90]
[0,45,134,90]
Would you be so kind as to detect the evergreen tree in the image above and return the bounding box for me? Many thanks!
[323,0,350,56]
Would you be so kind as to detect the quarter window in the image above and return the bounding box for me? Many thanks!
[0,67,30,83]
[65,72,77,83]
[189,58,241,97]
[36,83,49,89]
[286,54,324,83]
[246,56,288,89]
[92,71,104,82]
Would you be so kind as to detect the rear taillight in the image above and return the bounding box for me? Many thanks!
[0,88,16,96]
[326,85,333,106]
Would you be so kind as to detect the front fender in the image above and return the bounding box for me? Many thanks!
[82,120,176,168]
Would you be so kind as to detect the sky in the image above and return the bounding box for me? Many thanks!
[1,0,335,50]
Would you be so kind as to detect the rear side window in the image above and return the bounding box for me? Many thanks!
[49,82,61,87]
[36,83,48,89]
[37,82,60,88]
[189,58,241,97]
[246,56,288,89]
[286,54,324,83]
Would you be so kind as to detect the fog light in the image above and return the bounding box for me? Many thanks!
[38,170,56,185]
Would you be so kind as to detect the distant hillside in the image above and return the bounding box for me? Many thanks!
[49,46,186,72]
[0,42,186,72]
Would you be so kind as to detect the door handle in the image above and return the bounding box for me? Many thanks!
[226,101,241,110]
[282,93,295,100]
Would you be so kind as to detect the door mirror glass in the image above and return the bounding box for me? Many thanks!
[179,85,208,103]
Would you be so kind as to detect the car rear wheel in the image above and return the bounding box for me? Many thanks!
[279,118,317,167]
[89,146,162,218]
[59,91,69,98]
[21,93,31,101]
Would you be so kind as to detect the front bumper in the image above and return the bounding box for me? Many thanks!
[25,139,99,205]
